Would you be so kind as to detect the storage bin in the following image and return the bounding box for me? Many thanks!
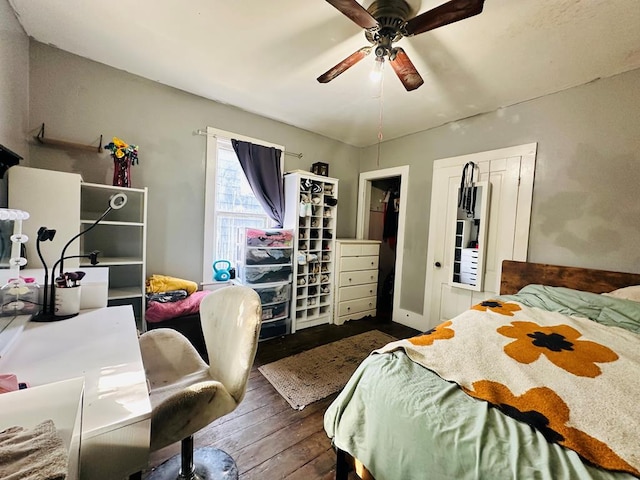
[261,301,289,322]
[253,283,291,304]
[259,317,290,341]
[245,247,292,266]
[240,265,292,284]
[245,228,293,248]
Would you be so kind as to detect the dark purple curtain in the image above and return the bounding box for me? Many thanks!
[231,139,285,227]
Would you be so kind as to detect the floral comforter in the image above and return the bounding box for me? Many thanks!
[377,297,640,476]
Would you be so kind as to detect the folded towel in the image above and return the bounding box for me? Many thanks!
[0,419,68,480]
[146,275,197,295]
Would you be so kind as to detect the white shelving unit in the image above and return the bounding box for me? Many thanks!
[7,167,148,330]
[79,182,147,327]
[283,171,338,332]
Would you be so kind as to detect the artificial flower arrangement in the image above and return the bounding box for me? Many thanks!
[104,137,139,164]
[104,137,139,187]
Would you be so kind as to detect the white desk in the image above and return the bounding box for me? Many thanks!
[0,377,84,480]
[0,306,151,480]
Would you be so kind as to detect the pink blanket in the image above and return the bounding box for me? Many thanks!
[146,290,212,323]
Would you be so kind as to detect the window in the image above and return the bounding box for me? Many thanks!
[203,127,284,283]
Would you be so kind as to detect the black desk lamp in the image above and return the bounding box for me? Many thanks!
[35,227,56,317]
[32,192,128,322]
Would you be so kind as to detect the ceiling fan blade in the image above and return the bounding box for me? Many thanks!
[324,0,379,30]
[317,46,372,83]
[389,48,424,91]
[404,0,484,36]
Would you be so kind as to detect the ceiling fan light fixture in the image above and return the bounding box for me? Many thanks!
[370,56,385,84]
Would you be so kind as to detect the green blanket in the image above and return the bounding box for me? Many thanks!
[324,286,640,480]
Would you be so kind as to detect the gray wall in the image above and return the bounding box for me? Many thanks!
[26,42,360,282]
[362,68,640,314]
[4,12,639,318]
[0,0,29,205]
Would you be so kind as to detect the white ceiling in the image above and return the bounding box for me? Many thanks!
[9,0,640,147]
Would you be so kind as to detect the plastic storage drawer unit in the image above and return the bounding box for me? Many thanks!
[240,265,292,285]
[261,301,289,322]
[253,283,291,305]
[259,318,291,341]
[246,229,293,248]
[245,247,292,266]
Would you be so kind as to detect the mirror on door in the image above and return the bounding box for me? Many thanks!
[449,181,491,291]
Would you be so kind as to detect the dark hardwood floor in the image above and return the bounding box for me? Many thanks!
[145,315,419,479]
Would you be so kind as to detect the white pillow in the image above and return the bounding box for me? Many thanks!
[603,285,640,302]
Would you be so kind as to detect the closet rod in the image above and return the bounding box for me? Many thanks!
[193,129,303,159]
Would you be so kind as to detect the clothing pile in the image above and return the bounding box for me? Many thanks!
[145,274,211,324]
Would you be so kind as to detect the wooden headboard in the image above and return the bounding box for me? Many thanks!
[500,260,640,295]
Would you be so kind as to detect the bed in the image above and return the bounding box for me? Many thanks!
[324,260,640,480]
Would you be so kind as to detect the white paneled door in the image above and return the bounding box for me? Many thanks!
[423,144,536,329]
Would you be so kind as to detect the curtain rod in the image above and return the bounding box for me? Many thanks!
[193,129,303,159]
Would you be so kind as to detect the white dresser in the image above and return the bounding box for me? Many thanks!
[334,239,381,325]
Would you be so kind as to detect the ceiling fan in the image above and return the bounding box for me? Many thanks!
[317,0,485,91]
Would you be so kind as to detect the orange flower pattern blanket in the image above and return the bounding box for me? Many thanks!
[376,300,640,476]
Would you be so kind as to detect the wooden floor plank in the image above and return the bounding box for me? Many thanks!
[283,447,337,480]
[233,407,328,473]
[242,430,331,479]
[211,395,336,457]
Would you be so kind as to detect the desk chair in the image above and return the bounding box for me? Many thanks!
[139,285,262,480]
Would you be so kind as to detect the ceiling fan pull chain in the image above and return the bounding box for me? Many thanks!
[376,79,384,167]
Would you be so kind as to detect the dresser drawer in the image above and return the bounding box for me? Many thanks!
[340,255,379,272]
[340,243,380,257]
[339,269,378,287]
[338,296,377,316]
[338,283,377,302]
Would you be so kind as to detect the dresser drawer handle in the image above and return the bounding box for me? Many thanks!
[369,290,373,294]
[347,307,351,311]
[348,278,352,282]
[368,302,372,307]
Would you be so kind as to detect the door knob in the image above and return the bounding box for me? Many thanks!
[435,262,442,268]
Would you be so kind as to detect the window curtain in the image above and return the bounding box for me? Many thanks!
[231,139,285,227]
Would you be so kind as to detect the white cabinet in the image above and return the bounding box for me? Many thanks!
[334,239,380,325]
[283,172,338,332]
[79,183,147,326]
[8,166,82,269]
[8,167,147,328]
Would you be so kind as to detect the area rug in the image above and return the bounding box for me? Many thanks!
[258,330,397,410]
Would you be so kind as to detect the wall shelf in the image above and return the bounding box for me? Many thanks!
[33,123,103,153]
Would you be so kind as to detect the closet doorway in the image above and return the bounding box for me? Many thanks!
[356,166,409,324]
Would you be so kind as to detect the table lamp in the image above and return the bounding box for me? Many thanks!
[32,192,128,322]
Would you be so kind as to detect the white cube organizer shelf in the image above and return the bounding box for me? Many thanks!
[283,172,338,333]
